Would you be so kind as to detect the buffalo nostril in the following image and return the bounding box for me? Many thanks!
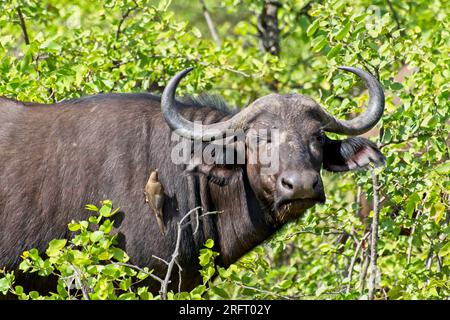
[281,177,294,191]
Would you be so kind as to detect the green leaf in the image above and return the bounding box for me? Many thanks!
[307,19,320,37]
[46,239,67,257]
[199,253,209,267]
[85,204,99,212]
[431,202,445,223]
[435,161,450,174]
[0,277,11,294]
[334,21,351,40]
[68,221,81,232]
[405,193,421,218]
[19,260,32,272]
[99,202,112,217]
[204,239,214,249]
[279,279,293,290]
[440,242,450,257]
[390,82,403,90]
[89,231,104,243]
[118,292,136,300]
[190,284,206,296]
[29,291,40,300]
[311,35,327,52]
[111,248,129,262]
[327,43,342,58]
[71,250,92,266]
[102,264,121,277]
[192,27,202,38]
[211,286,230,299]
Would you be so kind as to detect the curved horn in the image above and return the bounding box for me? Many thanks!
[161,68,265,141]
[324,66,385,135]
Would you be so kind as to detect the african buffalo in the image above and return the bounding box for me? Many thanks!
[0,66,385,294]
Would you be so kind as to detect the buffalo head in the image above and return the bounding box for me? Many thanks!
[161,67,385,224]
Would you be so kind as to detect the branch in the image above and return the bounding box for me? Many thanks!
[16,7,30,45]
[368,169,381,300]
[115,0,139,42]
[386,0,404,36]
[346,231,371,294]
[175,260,183,293]
[356,52,380,80]
[193,208,200,235]
[199,0,221,46]
[115,208,218,299]
[159,207,218,299]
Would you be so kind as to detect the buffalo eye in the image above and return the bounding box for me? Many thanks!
[309,132,325,159]
[315,134,325,144]
[310,132,325,149]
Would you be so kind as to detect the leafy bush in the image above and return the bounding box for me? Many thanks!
[0,201,220,300]
[0,0,448,299]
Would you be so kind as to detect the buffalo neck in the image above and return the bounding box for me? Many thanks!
[205,170,278,267]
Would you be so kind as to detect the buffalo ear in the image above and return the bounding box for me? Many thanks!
[184,163,240,186]
[323,137,385,172]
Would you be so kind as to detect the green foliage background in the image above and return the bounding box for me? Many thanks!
[0,0,449,299]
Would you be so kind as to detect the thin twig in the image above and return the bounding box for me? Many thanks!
[346,231,371,294]
[199,0,221,46]
[152,255,169,266]
[235,283,292,300]
[359,247,370,293]
[379,133,421,148]
[181,211,218,229]
[71,265,90,300]
[236,282,343,299]
[284,229,347,241]
[193,208,200,235]
[220,66,250,77]
[16,7,30,45]
[386,0,404,36]
[406,198,426,264]
[114,262,164,283]
[175,260,183,293]
[368,169,381,300]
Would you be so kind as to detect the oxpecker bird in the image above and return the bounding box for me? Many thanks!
[144,169,166,235]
